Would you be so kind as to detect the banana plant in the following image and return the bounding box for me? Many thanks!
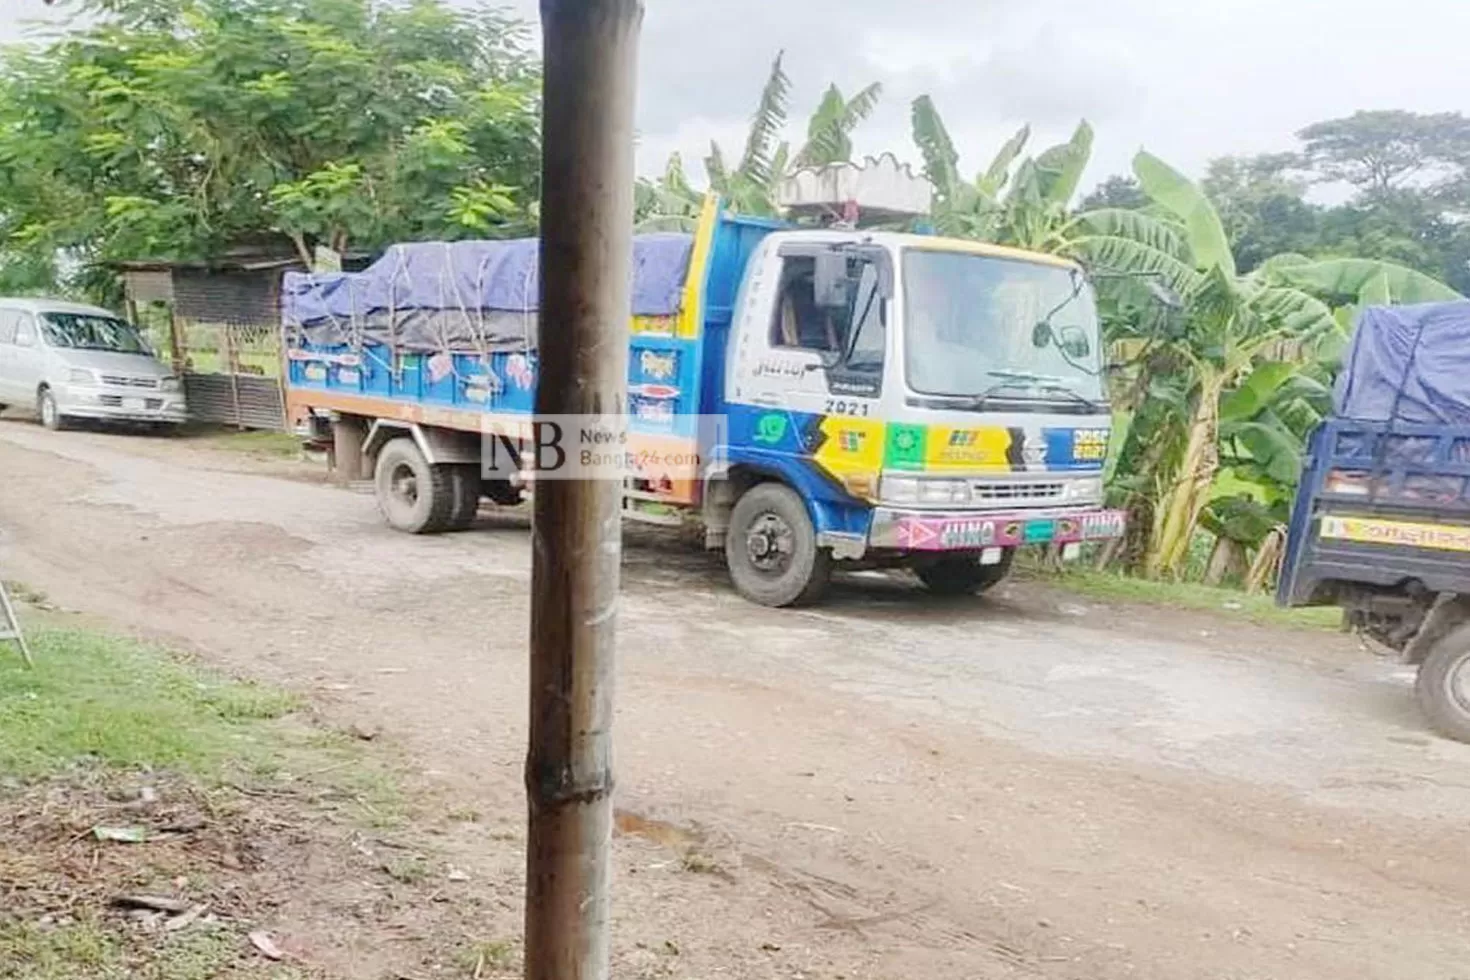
[700,52,792,217]
[792,82,883,169]
[634,153,702,232]
[910,95,1092,250]
[1067,151,1460,578]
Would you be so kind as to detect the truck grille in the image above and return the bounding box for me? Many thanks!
[971,480,1066,505]
[101,375,159,389]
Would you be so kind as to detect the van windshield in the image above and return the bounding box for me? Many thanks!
[41,313,149,354]
[903,250,1104,403]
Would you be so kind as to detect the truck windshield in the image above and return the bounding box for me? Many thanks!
[902,249,1104,403]
[41,312,149,354]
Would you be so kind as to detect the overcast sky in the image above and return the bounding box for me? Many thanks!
[4,0,1468,198]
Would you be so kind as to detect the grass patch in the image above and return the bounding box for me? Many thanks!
[1025,565,1343,630]
[0,629,299,781]
[0,917,308,979]
[0,619,417,980]
[454,938,518,976]
[196,428,302,459]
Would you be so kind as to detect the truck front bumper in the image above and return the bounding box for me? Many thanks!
[869,506,1127,552]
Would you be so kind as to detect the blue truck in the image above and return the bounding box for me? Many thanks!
[282,194,1125,607]
[1279,301,1470,741]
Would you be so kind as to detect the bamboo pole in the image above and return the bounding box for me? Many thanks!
[525,3,642,980]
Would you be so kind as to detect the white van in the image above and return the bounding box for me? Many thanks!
[0,298,186,430]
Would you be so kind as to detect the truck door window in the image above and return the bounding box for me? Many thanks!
[825,261,885,397]
[771,257,843,353]
[844,262,884,370]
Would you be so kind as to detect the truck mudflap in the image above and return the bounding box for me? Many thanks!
[868,507,1126,552]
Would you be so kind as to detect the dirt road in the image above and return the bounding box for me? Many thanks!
[3,420,1470,979]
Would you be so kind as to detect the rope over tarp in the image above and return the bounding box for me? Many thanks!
[282,233,695,354]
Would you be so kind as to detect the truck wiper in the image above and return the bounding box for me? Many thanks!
[969,371,1103,412]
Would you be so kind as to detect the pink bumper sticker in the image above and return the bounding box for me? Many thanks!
[893,509,1126,551]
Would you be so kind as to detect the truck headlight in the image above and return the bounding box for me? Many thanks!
[1063,477,1103,503]
[881,476,921,504]
[68,368,96,386]
[881,476,971,506]
[918,479,972,505]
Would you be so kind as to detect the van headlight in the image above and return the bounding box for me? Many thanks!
[881,475,971,506]
[69,368,97,386]
[1063,477,1103,503]
[160,376,182,392]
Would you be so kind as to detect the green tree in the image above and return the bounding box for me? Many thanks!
[1080,175,1148,212]
[1298,110,1470,195]
[0,0,541,293]
[1200,154,1320,272]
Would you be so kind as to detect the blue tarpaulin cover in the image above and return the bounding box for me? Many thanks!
[1334,301,1470,425]
[282,233,695,353]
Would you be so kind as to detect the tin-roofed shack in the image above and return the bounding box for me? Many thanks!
[113,248,368,430]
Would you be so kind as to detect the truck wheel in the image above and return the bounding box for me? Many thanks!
[916,551,1014,597]
[374,438,457,534]
[37,387,68,431]
[482,478,525,507]
[1415,624,1470,743]
[446,464,481,531]
[725,482,831,608]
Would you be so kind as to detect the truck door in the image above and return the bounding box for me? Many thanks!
[732,247,888,420]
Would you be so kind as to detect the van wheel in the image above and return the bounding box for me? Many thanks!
[1415,624,1470,743]
[37,388,67,431]
[726,482,831,607]
[374,437,457,534]
[916,551,1014,596]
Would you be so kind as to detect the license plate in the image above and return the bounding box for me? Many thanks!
[1023,519,1056,544]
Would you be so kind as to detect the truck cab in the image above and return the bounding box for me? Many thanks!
[708,224,1123,605]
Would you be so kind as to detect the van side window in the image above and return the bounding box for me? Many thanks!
[0,311,16,345]
[14,315,36,347]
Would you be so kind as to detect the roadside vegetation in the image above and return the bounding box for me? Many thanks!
[0,598,508,980]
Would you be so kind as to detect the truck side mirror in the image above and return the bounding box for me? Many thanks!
[1057,325,1092,360]
[813,252,851,310]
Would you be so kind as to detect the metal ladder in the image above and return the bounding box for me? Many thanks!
[0,580,34,667]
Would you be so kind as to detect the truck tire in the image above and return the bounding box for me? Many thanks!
[374,437,457,534]
[916,551,1014,596]
[725,482,831,608]
[1415,623,1470,743]
[482,478,525,507]
[446,464,481,531]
